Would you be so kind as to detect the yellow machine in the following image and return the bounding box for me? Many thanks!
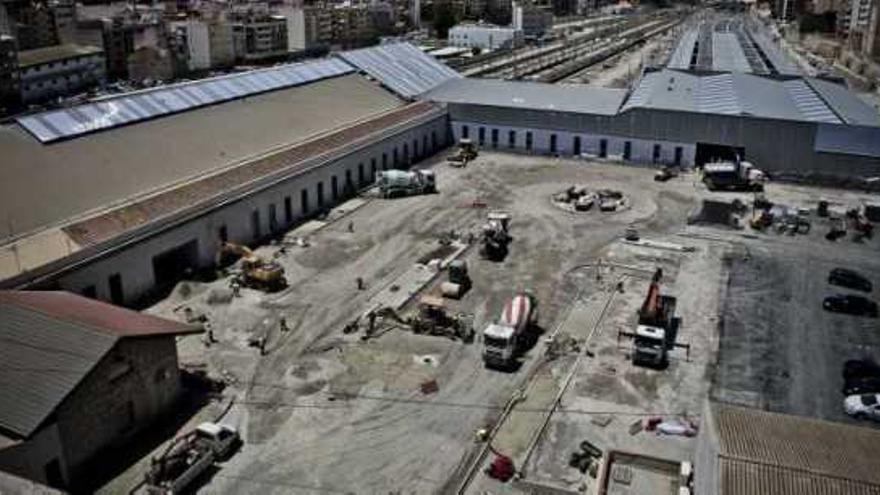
[447,138,478,167]
[217,242,287,292]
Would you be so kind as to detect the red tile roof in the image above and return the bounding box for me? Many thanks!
[0,290,201,338]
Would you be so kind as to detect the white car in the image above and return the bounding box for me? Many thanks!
[844,394,880,420]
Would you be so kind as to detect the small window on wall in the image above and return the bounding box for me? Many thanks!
[371,159,377,181]
[526,131,533,150]
[382,153,388,170]
[674,146,683,166]
[573,136,581,156]
[284,196,292,223]
[358,163,365,187]
[431,131,438,150]
[623,141,632,161]
[462,125,470,139]
[549,134,557,154]
[491,129,499,148]
[508,130,516,148]
[478,127,486,145]
[653,144,661,163]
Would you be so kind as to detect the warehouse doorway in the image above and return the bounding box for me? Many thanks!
[152,240,199,292]
[695,142,744,167]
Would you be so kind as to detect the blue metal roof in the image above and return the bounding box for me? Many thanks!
[337,42,461,98]
[16,58,354,143]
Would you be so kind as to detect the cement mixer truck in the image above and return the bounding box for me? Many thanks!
[482,292,539,369]
[376,169,436,198]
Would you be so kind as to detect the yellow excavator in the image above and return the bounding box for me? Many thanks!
[216,242,287,292]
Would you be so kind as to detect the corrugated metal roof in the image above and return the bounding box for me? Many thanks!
[711,403,880,495]
[0,291,200,438]
[667,29,697,70]
[805,78,880,126]
[782,79,842,123]
[621,69,854,124]
[424,78,627,115]
[698,73,741,115]
[712,33,751,73]
[337,42,461,98]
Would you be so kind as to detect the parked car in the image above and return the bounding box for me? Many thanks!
[843,359,880,381]
[843,376,880,395]
[844,393,880,421]
[828,268,873,292]
[823,294,879,317]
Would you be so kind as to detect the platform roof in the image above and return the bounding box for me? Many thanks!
[424,77,627,116]
[0,74,402,242]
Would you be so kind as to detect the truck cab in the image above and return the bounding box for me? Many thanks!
[194,422,240,459]
[633,325,667,367]
[483,323,516,368]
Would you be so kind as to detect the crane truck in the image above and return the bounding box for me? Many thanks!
[144,422,240,494]
[376,169,436,198]
[627,268,678,368]
[482,292,539,369]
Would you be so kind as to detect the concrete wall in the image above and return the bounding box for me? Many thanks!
[55,337,182,481]
[694,401,719,495]
[0,423,66,487]
[54,114,448,305]
[445,103,880,177]
[450,119,696,166]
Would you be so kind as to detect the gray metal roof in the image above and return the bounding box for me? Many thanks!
[712,33,751,73]
[806,78,880,126]
[0,303,115,438]
[336,42,461,98]
[667,29,697,70]
[424,78,627,115]
[622,69,848,124]
[16,57,354,143]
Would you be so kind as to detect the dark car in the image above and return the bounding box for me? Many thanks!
[844,359,880,381]
[829,268,873,292]
[823,294,879,317]
[844,376,880,395]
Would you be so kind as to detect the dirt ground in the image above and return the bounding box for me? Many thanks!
[127,152,879,495]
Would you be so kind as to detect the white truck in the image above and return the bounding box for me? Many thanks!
[482,292,539,369]
[702,159,766,192]
[376,169,436,198]
[144,422,240,495]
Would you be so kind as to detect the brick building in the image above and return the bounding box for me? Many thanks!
[0,291,201,490]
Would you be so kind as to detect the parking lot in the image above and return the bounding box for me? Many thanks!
[714,222,880,424]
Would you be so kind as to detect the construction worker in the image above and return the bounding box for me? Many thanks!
[348,220,355,233]
[356,277,365,290]
[279,316,288,333]
[231,279,241,297]
[258,336,267,356]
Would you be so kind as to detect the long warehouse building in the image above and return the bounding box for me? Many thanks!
[1,41,879,305]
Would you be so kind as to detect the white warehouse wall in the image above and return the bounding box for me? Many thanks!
[450,120,696,166]
[56,116,449,305]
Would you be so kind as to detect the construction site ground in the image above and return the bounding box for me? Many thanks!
[114,151,879,494]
